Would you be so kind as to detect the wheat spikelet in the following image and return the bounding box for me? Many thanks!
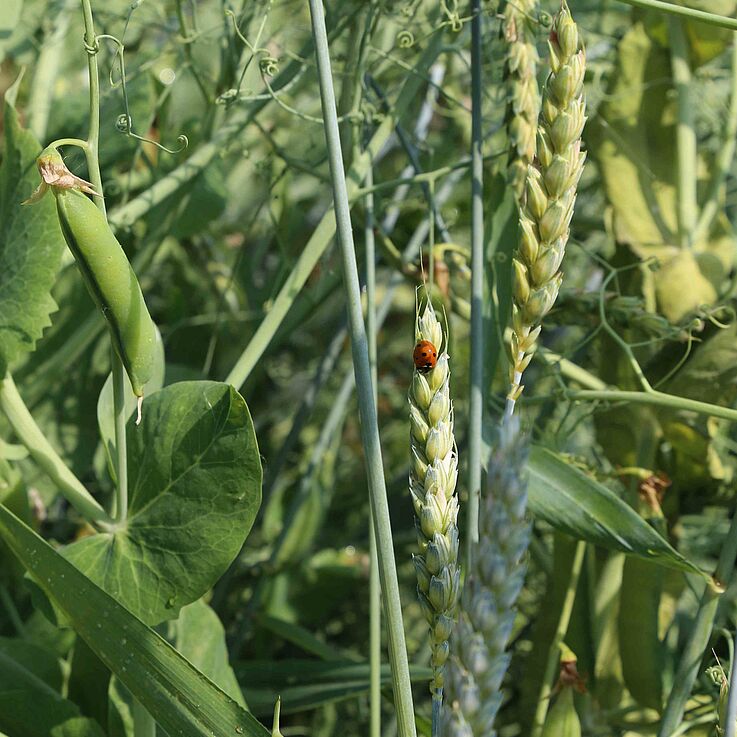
[507,0,586,413]
[409,300,461,701]
[505,0,541,200]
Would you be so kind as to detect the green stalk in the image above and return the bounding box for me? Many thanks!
[79,0,130,532]
[530,539,586,737]
[365,165,382,737]
[0,373,111,525]
[668,17,697,248]
[693,38,737,244]
[306,1,416,734]
[466,0,483,564]
[566,388,737,423]
[615,0,737,30]
[658,511,737,737]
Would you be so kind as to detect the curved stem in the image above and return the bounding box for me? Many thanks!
[307,1,416,734]
[0,373,111,525]
[47,137,90,152]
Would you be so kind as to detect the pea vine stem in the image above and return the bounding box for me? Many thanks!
[79,0,129,529]
[0,373,111,525]
[306,1,416,735]
[668,17,697,248]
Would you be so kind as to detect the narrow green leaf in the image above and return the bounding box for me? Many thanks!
[527,446,705,575]
[235,660,432,716]
[0,504,270,737]
[0,94,66,373]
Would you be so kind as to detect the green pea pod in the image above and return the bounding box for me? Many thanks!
[26,148,155,398]
[618,555,664,712]
[542,689,581,737]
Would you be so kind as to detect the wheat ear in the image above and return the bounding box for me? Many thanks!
[409,300,461,707]
[505,0,541,200]
[506,0,586,417]
[443,417,530,736]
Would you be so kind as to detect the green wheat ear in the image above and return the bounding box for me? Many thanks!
[443,417,530,737]
[507,0,586,416]
[505,0,541,201]
[408,300,461,701]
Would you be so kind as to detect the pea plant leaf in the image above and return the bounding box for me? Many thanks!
[170,599,246,708]
[0,503,270,737]
[589,21,732,321]
[64,381,262,625]
[0,92,66,375]
[527,447,705,576]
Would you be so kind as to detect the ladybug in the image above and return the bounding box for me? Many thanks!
[413,340,438,373]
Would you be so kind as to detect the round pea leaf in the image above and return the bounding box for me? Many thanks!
[62,381,261,625]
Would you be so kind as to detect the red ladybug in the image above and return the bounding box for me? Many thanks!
[413,340,438,373]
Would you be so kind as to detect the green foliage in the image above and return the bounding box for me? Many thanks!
[2,1,737,735]
[0,504,269,737]
[64,381,261,624]
[0,97,65,374]
[528,447,703,574]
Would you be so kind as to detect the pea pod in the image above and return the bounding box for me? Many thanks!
[25,148,155,398]
[542,689,581,737]
[618,555,664,712]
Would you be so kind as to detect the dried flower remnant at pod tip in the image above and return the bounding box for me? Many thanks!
[505,0,541,200]
[22,147,100,204]
[408,300,461,699]
[508,1,586,412]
